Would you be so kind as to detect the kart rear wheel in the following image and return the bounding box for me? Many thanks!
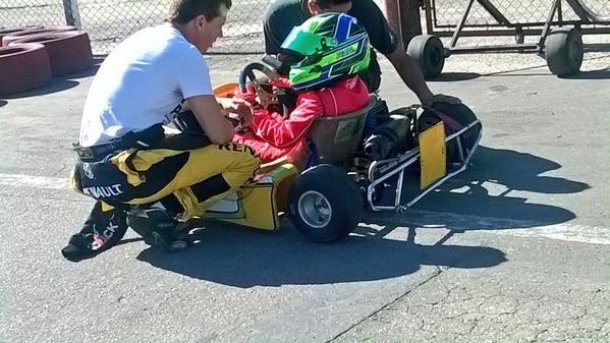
[407,35,445,79]
[545,27,583,77]
[288,164,362,243]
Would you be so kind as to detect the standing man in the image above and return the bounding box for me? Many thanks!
[62,0,260,262]
[263,0,457,106]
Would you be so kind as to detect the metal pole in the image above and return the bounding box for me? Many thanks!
[383,0,404,49]
[399,0,423,46]
[449,0,475,48]
[62,0,82,29]
[539,0,561,50]
[424,0,434,35]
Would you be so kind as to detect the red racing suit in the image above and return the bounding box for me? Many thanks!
[233,76,369,163]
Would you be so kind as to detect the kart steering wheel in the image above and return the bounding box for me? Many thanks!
[238,61,281,111]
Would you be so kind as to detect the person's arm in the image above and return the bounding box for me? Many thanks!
[263,19,281,55]
[385,48,434,106]
[175,48,235,144]
[263,4,283,55]
[250,92,323,148]
[351,0,437,105]
[188,95,235,144]
[263,0,306,55]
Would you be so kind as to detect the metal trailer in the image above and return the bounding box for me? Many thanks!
[407,0,610,78]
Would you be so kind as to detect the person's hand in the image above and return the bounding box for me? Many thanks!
[426,94,462,106]
[225,112,245,132]
[218,98,253,126]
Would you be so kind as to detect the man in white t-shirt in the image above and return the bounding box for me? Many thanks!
[62,0,260,262]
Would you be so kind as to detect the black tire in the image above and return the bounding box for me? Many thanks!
[419,102,482,163]
[288,164,362,243]
[545,27,583,77]
[406,35,445,79]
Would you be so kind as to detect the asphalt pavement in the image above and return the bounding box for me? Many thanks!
[0,40,609,342]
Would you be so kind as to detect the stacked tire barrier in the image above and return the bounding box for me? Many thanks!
[0,43,52,95]
[1,25,76,46]
[0,26,44,44]
[0,26,93,96]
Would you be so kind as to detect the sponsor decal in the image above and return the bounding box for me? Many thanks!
[164,98,187,124]
[91,235,105,250]
[102,217,120,239]
[82,162,94,179]
[219,143,255,155]
[90,215,121,250]
[82,184,123,199]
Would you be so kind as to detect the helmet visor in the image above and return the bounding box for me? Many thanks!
[280,26,324,56]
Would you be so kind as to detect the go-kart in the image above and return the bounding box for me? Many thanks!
[199,59,482,243]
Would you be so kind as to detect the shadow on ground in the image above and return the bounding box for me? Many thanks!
[136,145,588,286]
[562,67,610,80]
[136,221,506,288]
[396,146,589,229]
[482,55,610,79]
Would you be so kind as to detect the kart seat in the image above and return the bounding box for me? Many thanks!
[309,95,377,165]
[257,96,376,174]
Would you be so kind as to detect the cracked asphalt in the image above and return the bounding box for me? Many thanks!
[1,36,609,342]
[332,232,610,343]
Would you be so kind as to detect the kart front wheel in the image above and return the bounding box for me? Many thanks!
[288,164,362,243]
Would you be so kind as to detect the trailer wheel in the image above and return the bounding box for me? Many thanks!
[288,164,362,243]
[407,35,445,79]
[545,27,583,77]
[0,43,52,95]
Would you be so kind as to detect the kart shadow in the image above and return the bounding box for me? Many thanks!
[136,223,506,288]
[136,146,579,286]
[404,145,588,229]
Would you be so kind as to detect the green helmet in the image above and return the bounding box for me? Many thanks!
[280,12,371,90]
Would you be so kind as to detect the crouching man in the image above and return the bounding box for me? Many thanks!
[62,0,260,262]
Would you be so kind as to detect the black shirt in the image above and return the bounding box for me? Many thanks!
[263,0,399,91]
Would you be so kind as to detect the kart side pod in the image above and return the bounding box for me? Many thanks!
[204,163,299,231]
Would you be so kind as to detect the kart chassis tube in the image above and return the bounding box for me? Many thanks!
[366,119,482,212]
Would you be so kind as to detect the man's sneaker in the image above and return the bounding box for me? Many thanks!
[61,202,128,262]
[127,208,187,253]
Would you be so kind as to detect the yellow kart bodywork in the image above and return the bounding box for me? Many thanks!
[207,81,480,234]
[203,163,299,231]
[419,121,447,189]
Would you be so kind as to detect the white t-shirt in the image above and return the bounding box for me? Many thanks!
[79,24,213,147]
